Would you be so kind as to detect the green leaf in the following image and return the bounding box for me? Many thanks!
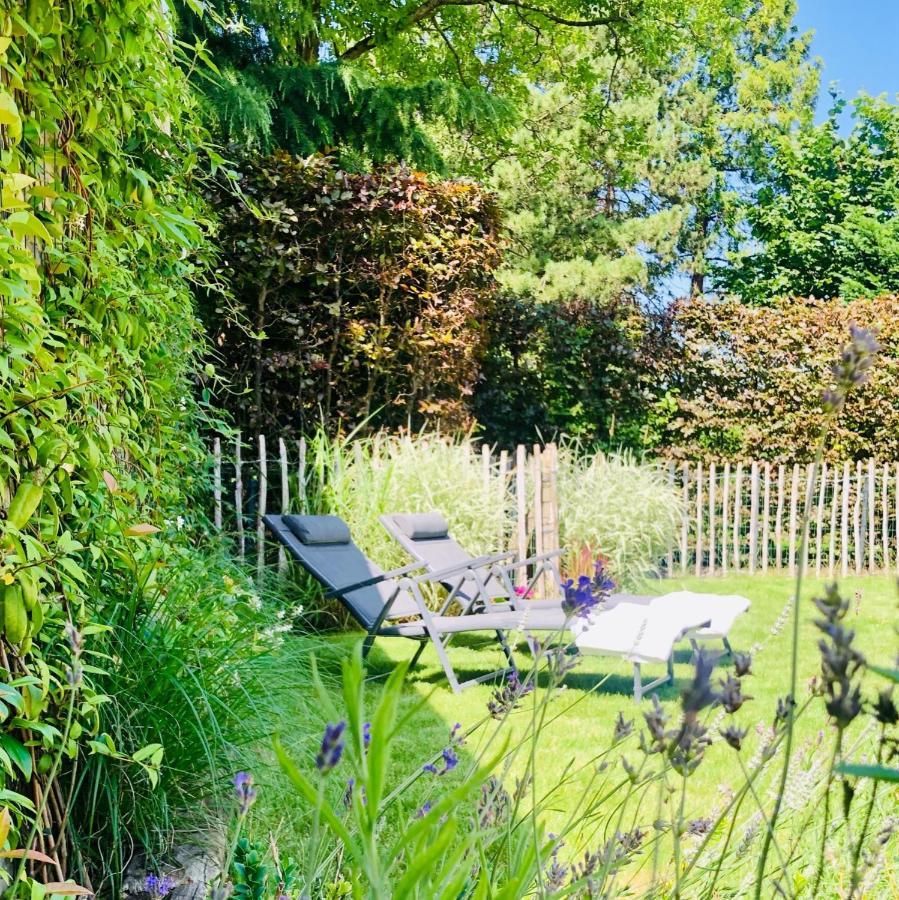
[0,734,33,779]
[5,481,43,529]
[869,665,899,684]
[6,211,52,243]
[836,762,899,783]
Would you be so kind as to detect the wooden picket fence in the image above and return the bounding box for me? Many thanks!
[668,459,899,577]
[211,434,899,580]
[211,434,563,593]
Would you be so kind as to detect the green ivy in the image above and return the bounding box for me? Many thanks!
[0,1,220,893]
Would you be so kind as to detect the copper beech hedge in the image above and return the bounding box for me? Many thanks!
[205,152,501,434]
[659,295,899,461]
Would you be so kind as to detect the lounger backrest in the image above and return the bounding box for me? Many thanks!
[264,514,420,629]
[380,512,508,602]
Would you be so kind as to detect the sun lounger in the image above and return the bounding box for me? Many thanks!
[263,514,570,692]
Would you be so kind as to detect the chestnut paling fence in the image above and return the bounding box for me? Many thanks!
[211,434,899,583]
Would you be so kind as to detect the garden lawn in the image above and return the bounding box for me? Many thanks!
[244,573,898,891]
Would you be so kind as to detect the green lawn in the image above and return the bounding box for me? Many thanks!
[245,573,898,893]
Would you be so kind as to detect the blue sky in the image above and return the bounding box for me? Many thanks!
[795,0,899,124]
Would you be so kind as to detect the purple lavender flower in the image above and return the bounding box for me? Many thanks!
[145,873,176,898]
[362,721,371,750]
[414,800,432,819]
[487,670,534,718]
[560,559,614,620]
[316,721,346,773]
[233,771,257,814]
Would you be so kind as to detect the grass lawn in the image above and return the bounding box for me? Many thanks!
[245,573,898,893]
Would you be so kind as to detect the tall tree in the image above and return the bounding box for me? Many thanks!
[714,94,899,303]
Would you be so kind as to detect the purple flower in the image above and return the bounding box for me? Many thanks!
[560,560,614,620]
[362,721,371,750]
[145,873,176,898]
[316,721,346,773]
[233,771,257,814]
[415,800,432,819]
[487,670,533,718]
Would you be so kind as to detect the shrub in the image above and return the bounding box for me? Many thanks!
[656,295,899,461]
[203,153,501,435]
[556,446,681,586]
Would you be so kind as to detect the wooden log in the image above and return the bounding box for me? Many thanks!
[482,443,492,496]
[748,461,759,575]
[235,433,245,560]
[297,437,307,514]
[883,461,890,574]
[815,462,827,577]
[733,462,744,571]
[695,461,704,577]
[841,462,850,578]
[278,438,289,572]
[257,434,267,580]
[533,444,544,595]
[828,464,839,576]
[213,436,222,531]
[516,444,528,587]
[761,463,771,573]
[866,459,876,573]
[542,444,560,595]
[854,461,863,576]
[774,464,785,571]
[787,463,799,574]
[708,462,717,574]
[681,462,690,573]
[721,462,731,576]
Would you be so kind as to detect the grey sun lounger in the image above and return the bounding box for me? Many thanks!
[263,513,572,693]
[380,512,750,696]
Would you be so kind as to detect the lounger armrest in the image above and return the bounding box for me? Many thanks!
[417,551,514,584]
[500,549,563,571]
[324,561,425,598]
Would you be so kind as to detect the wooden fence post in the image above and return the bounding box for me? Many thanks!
[235,433,245,561]
[788,463,799,574]
[775,464,785,571]
[854,461,863,576]
[802,464,814,575]
[533,444,544,595]
[841,462,850,578]
[667,462,675,574]
[882,461,890,574]
[708,462,716,575]
[297,437,307,514]
[721,462,731,576]
[213,436,222,530]
[681,462,690,573]
[257,434,267,580]
[542,444,560,595]
[828,464,839,576]
[516,444,528,587]
[748,461,759,575]
[733,462,743,572]
[761,463,771,573]
[499,449,510,547]
[278,437,289,572]
[866,459,876,573]
[815,462,827,577]
[695,461,704,577]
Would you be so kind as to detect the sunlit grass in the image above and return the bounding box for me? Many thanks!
[244,573,898,893]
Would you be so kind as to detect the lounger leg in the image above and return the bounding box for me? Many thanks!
[430,633,463,694]
[409,641,427,671]
[634,664,642,703]
[495,630,518,673]
[722,637,733,657]
[667,653,674,683]
[362,632,376,659]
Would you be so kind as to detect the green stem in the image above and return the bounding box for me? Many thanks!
[848,725,884,893]
[754,438,825,897]
[15,685,76,887]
